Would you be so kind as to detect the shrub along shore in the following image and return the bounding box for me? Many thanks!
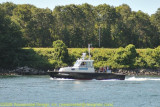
[1,43,160,76]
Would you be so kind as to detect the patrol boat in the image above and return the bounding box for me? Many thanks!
[48,44,125,80]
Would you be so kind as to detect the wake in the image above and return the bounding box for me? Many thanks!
[49,77,160,81]
[50,77,74,81]
[126,77,160,81]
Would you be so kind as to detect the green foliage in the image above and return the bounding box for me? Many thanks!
[1,2,160,48]
[0,7,24,68]
[1,45,160,70]
[154,46,160,67]
[52,40,69,64]
[151,8,160,32]
[0,2,17,16]
[1,2,160,70]
[134,57,147,68]
[109,44,137,68]
[17,48,67,70]
[68,44,160,69]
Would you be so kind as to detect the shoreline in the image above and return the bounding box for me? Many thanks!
[0,66,47,76]
[1,67,160,76]
[114,68,160,76]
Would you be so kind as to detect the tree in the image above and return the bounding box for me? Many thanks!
[52,40,69,63]
[1,2,160,48]
[95,4,117,47]
[79,3,96,47]
[116,4,131,22]
[128,11,154,48]
[12,4,36,47]
[150,8,160,47]
[0,2,17,16]
[26,8,54,47]
[151,8,160,32]
[52,5,86,47]
[0,8,24,68]
[110,4,132,47]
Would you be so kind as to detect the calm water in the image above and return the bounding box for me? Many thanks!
[0,75,160,107]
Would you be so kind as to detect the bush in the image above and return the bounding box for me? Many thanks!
[110,44,137,68]
[3,44,160,70]
[52,40,69,64]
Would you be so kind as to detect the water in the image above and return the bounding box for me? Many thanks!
[0,75,160,107]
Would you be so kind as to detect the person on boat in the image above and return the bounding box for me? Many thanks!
[103,66,106,72]
[81,62,84,65]
[107,66,109,70]
[81,62,86,67]
[107,66,112,73]
[106,66,108,72]
[99,67,104,72]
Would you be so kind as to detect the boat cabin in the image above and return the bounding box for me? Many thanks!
[74,60,94,68]
[59,53,95,73]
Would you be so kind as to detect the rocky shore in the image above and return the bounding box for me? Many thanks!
[114,68,160,76]
[0,66,47,75]
[1,67,160,76]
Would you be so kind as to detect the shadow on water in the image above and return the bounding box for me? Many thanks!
[0,75,22,78]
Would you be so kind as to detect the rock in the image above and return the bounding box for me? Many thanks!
[11,66,47,75]
[140,69,145,73]
[111,68,160,76]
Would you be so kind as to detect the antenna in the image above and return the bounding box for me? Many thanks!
[88,44,92,60]
[99,26,101,47]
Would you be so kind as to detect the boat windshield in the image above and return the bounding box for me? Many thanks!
[74,61,81,67]
[74,60,93,68]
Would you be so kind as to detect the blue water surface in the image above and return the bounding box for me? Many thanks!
[0,75,160,107]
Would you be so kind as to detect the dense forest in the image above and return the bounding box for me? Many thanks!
[0,2,160,48]
[0,2,160,70]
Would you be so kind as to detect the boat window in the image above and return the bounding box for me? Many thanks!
[80,62,93,68]
[90,62,93,67]
[74,61,81,67]
[80,62,86,67]
[87,62,93,68]
[74,61,93,68]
